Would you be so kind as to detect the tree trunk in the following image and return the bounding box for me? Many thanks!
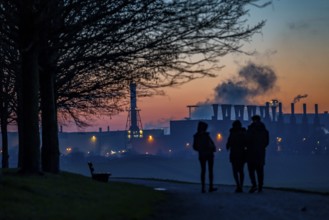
[40,71,60,173]
[1,114,9,168]
[17,1,41,174]
[40,0,62,173]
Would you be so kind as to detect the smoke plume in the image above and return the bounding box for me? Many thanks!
[191,62,277,119]
[293,94,308,103]
[214,62,277,104]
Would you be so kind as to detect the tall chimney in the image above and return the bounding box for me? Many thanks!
[271,105,277,122]
[247,105,257,121]
[212,104,218,120]
[277,102,283,123]
[314,104,320,126]
[264,102,271,122]
[259,106,265,118]
[290,103,296,124]
[302,103,308,124]
[221,104,232,120]
[234,105,244,121]
[129,82,139,131]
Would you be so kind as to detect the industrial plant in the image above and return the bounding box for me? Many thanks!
[56,82,329,160]
[2,83,329,166]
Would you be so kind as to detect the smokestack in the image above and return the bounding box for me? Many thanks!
[264,102,271,122]
[221,104,232,120]
[277,102,283,123]
[290,103,296,124]
[212,104,218,120]
[99,127,102,133]
[129,82,139,131]
[259,106,265,118]
[315,104,319,114]
[271,105,277,122]
[247,105,257,121]
[302,103,308,124]
[107,126,110,132]
[234,105,244,121]
[314,104,320,126]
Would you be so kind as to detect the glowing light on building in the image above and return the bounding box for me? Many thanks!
[185,143,190,148]
[66,147,72,154]
[148,135,154,143]
[276,137,283,152]
[91,135,97,142]
[216,133,222,141]
[127,129,143,138]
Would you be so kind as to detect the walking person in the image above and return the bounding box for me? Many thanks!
[246,115,269,193]
[226,120,247,193]
[193,121,217,193]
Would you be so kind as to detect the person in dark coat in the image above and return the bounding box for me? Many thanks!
[226,120,247,193]
[246,115,269,193]
[193,121,217,193]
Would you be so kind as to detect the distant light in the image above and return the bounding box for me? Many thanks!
[169,149,172,153]
[185,143,190,147]
[216,133,222,141]
[91,135,97,142]
[148,135,154,143]
[145,152,149,155]
[276,137,282,143]
[302,137,306,141]
[66,147,72,154]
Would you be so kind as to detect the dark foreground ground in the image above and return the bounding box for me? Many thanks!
[113,178,329,220]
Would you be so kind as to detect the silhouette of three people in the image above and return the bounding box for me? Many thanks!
[193,121,218,193]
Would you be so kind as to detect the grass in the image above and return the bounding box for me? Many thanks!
[0,169,166,220]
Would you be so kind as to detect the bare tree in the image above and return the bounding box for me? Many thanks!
[0,0,269,174]
[56,0,267,121]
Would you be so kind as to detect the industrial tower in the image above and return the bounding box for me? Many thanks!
[126,82,143,139]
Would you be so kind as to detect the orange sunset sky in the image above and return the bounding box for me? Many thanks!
[65,0,329,132]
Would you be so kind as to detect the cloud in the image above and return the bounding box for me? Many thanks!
[287,21,310,31]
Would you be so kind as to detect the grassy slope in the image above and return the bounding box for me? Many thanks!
[0,170,165,220]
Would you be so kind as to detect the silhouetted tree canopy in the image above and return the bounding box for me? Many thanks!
[53,0,267,124]
[0,0,269,173]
